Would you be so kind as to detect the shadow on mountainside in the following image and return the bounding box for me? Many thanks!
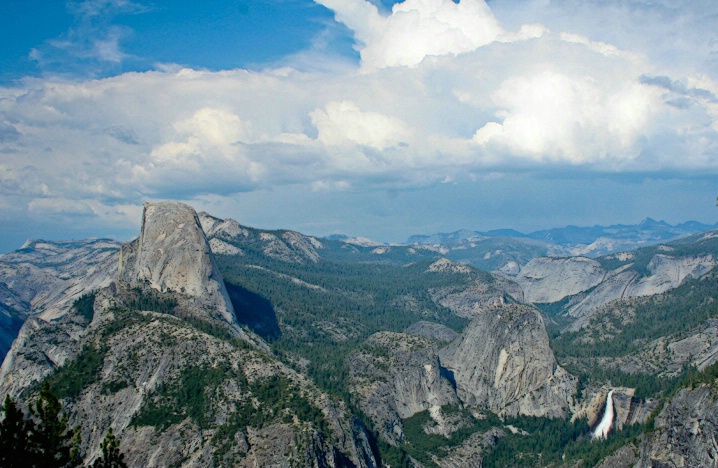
[225,281,281,341]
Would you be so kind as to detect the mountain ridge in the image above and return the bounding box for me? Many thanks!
[2,202,718,466]
[406,218,717,248]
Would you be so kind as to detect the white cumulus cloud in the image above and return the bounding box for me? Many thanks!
[316,0,511,70]
[473,70,660,163]
[1,0,717,247]
[310,100,413,149]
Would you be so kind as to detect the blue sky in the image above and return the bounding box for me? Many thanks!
[1,0,717,252]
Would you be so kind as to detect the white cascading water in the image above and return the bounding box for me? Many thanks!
[592,389,615,439]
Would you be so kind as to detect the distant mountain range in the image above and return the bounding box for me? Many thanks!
[406,218,718,249]
[319,219,718,271]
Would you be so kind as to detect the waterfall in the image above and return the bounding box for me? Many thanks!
[592,389,615,439]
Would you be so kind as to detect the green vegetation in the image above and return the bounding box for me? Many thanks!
[125,286,177,313]
[132,363,233,430]
[534,295,574,320]
[482,414,644,468]
[596,236,718,277]
[91,427,127,468]
[23,227,717,466]
[0,394,35,467]
[400,406,502,466]
[1,384,128,467]
[0,383,83,467]
[216,254,473,403]
[132,362,331,447]
[46,344,105,400]
[482,361,718,467]
[100,307,156,338]
[211,375,330,463]
[72,292,96,322]
[551,272,718,361]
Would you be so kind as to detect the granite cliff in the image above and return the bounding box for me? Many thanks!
[439,304,575,418]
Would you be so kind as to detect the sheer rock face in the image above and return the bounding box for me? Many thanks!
[0,312,86,400]
[69,293,375,468]
[571,387,656,431]
[638,384,718,467]
[596,444,639,468]
[118,202,236,325]
[0,286,376,468]
[430,278,514,319]
[347,332,459,445]
[439,304,576,418]
[567,254,715,323]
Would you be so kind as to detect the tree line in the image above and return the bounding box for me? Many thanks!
[0,382,127,468]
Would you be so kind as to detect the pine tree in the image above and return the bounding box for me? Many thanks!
[92,427,128,468]
[29,382,81,467]
[0,394,36,467]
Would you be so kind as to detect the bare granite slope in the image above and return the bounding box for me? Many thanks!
[347,331,459,445]
[507,248,715,321]
[638,384,718,467]
[198,211,324,264]
[0,238,120,360]
[439,304,576,418]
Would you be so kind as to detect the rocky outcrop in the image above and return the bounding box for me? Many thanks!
[595,444,639,468]
[347,332,459,445]
[508,248,715,325]
[439,304,576,418]
[0,309,86,399]
[595,318,718,377]
[426,258,473,274]
[511,257,606,304]
[430,278,514,319]
[630,254,715,296]
[564,268,637,322]
[638,384,718,467]
[118,202,236,324]
[405,321,459,344]
[568,254,715,321]
[198,212,249,239]
[436,428,503,468]
[571,386,656,432]
[0,238,120,360]
[199,211,324,264]
[78,292,375,467]
[0,283,375,467]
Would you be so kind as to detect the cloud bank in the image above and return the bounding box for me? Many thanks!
[1,0,717,248]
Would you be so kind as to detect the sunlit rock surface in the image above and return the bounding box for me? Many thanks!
[439,304,576,418]
[118,202,236,324]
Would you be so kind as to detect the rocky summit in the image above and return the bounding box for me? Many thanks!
[118,202,237,325]
[1,202,718,467]
[439,304,576,418]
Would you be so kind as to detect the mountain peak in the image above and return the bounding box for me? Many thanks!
[638,217,670,227]
[118,201,236,324]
